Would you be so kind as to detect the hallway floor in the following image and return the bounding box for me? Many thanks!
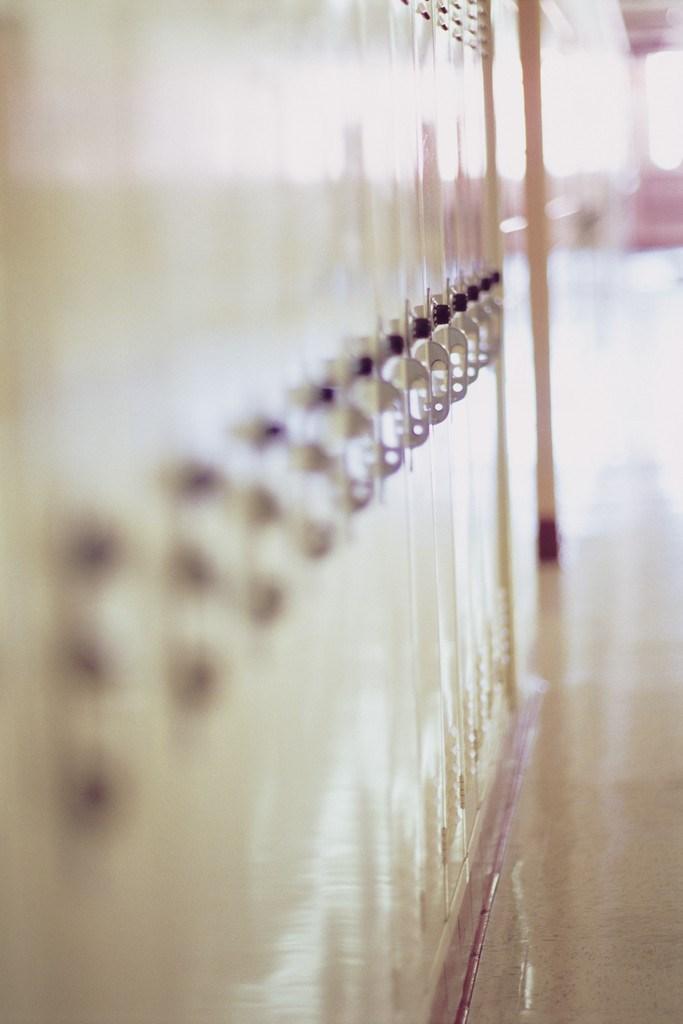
[469,248,683,1023]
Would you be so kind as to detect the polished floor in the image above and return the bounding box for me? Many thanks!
[470,249,683,1023]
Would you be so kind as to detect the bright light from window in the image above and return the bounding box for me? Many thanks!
[542,51,576,177]
[493,54,526,181]
[541,51,630,177]
[645,50,683,171]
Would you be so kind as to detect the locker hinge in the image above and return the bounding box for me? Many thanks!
[458,773,466,810]
[441,826,448,866]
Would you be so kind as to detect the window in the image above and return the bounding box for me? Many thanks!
[645,50,683,171]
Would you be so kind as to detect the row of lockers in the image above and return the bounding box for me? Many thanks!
[0,1,531,1022]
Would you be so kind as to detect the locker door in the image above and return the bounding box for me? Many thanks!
[220,2,404,1020]
[357,2,432,1019]
[0,5,178,1020]
[413,2,470,916]
[391,1,450,993]
[452,27,495,819]
[222,1,418,1020]
[432,8,471,911]
[0,20,43,1023]
[0,3,524,1023]
[492,0,538,689]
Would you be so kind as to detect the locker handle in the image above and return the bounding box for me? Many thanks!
[411,338,451,424]
[288,443,336,558]
[451,290,481,384]
[351,372,405,478]
[328,401,375,513]
[411,305,451,425]
[381,347,431,449]
[441,322,469,403]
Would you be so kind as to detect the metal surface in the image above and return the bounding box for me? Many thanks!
[0,2,534,1022]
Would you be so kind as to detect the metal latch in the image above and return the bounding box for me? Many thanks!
[433,293,468,404]
[451,286,481,383]
[381,321,431,449]
[410,300,451,425]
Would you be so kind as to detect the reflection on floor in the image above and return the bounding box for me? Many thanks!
[469,249,683,1023]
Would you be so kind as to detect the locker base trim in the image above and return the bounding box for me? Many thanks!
[428,678,545,1024]
[453,680,544,1024]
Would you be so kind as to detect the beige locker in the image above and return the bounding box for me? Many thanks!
[0,2,534,1022]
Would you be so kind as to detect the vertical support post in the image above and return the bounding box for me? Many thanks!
[519,0,559,562]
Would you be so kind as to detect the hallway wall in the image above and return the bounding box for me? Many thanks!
[0,4,523,1021]
[0,1,630,1022]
